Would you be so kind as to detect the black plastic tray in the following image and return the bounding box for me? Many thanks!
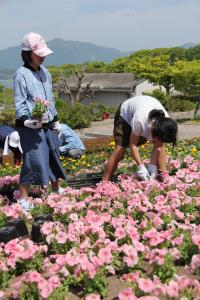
[66,172,120,189]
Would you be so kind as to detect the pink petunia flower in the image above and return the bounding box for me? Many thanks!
[55,231,67,244]
[166,280,179,298]
[118,288,137,300]
[138,278,155,293]
[85,293,101,300]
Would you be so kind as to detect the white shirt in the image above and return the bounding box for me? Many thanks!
[120,95,169,141]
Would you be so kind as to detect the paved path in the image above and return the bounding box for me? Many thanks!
[80,120,200,141]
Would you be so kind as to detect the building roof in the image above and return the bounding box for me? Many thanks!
[55,73,144,92]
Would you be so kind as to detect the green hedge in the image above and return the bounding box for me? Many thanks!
[0,109,15,126]
[145,89,196,112]
[55,100,116,129]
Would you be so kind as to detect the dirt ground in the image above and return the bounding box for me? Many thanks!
[66,276,128,300]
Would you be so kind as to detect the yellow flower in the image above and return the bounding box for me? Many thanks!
[191,147,197,156]
[109,141,115,147]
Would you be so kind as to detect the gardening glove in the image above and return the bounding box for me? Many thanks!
[147,164,158,179]
[18,198,34,211]
[137,164,150,181]
[24,120,42,129]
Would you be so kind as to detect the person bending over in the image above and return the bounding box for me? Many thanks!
[103,95,178,181]
[0,125,22,165]
[58,123,85,159]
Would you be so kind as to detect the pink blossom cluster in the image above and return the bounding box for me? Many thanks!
[119,274,200,299]
[0,155,199,298]
[0,238,47,270]
[0,175,19,189]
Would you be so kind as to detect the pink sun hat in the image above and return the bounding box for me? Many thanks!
[21,32,53,57]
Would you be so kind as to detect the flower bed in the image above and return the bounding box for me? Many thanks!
[0,139,199,299]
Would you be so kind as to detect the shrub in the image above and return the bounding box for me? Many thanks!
[55,100,93,129]
[194,114,200,121]
[165,98,196,112]
[145,89,196,112]
[88,103,108,121]
[88,103,116,121]
[0,109,15,126]
[56,99,115,128]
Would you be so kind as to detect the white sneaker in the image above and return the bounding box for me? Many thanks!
[18,198,34,211]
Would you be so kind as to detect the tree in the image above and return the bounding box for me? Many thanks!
[173,60,200,117]
[55,67,94,106]
[185,45,200,61]
[125,54,175,94]
[84,61,108,73]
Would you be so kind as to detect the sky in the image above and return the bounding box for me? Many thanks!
[0,0,200,52]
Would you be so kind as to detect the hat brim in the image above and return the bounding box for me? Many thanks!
[9,141,23,153]
[33,47,53,57]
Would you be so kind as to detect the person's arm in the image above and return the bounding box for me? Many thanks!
[13,73,29,123]
[129,132,143,166]
[14,73,42,129]
[59,125,71,154]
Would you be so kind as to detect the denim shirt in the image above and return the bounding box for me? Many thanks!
[59,124,85,154]
[0,125,15,148]
[14,65,57,122]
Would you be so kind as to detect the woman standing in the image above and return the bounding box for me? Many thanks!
[14,32,66,210]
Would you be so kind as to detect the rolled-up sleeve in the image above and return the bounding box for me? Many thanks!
[13,73,29,119]
[59,126,71,153]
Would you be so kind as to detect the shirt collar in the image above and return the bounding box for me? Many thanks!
[24,63,41,72]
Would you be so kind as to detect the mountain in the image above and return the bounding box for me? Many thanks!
[181,42,197,48]
[0,39,130,70]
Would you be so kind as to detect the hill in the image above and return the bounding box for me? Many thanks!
[181,42,198,48]
[0,39,130,70]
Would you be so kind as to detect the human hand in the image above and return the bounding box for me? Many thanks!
[147,164,158,179]
[24,120,42,129]
[137,164,150,181]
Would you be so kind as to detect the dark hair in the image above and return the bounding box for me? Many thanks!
[149,109,165,121]
[21,50,32,64]
[152,117,178,146]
